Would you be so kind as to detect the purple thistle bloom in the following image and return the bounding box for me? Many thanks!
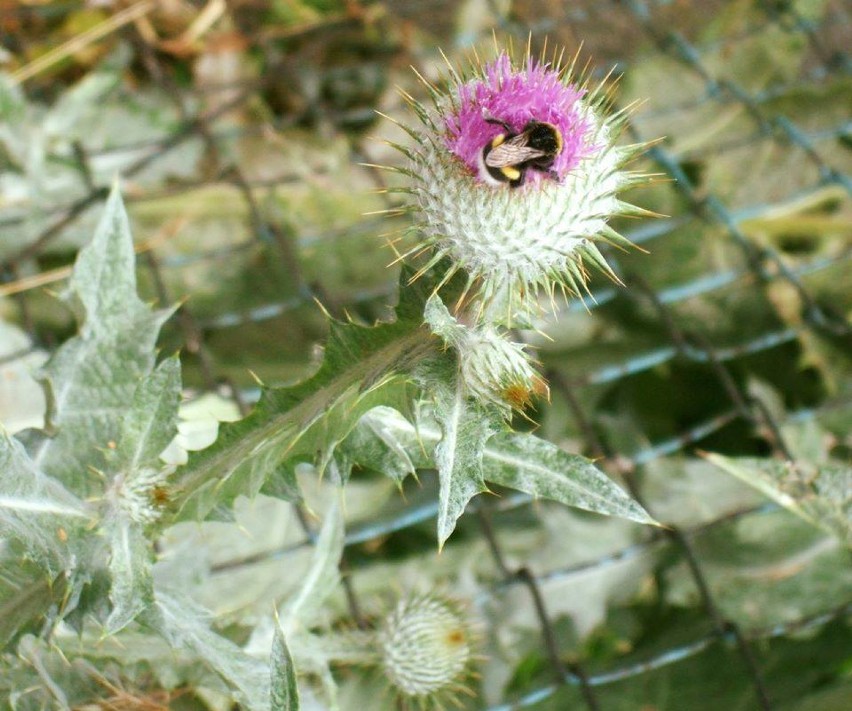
[387,45,651,326]
[444,54,598,185]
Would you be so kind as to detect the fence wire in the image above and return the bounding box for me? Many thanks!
[1,0,850,709]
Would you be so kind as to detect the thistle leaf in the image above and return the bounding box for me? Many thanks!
[0,429,89,568]
[483,432,657,525]
[104,355,182,634]
[307,405,656,531]
[171,272,439,521]
[21,186,171,498]
[423,355,499,548]
[113,355,182,475]
[0,558,66,649]
[281,501,344,627]
[104,515,150,634]
[0,186,184,650]
[147,590,270,711]
[272,502,345,711]
[704,453,851,546]
[271,624,300,711]
[334,406,425,486]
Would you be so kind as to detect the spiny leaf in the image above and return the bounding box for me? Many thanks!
[261,460,303,502]
[305,376,416,484]
[21,186,171,498]
[2,634,101,707]
[281,501,345,627]
[483,432,657,525]
[421,355,499,548]
[105,356,182,633]
[334,406,425,486]
[271,624,300,711]
[0,188,182,642]
[147,590,270,711]
[704,453,851,546]
[171,271,440,522]
[258,503,345,711]
[0,558,65,650]
[112,355,182,475]
[316,406,656,530]
[0,429,90,569]
[104,515,150,635]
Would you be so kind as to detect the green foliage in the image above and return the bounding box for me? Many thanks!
[271,501,347,709]
[0,186,660,708]
[0,190,651,711]
[0,430,89,569]
[704,453,851,546]
[170,274,434,522]
[0,562,65,650]
[422,351,499,547]
[272,623,300,711]
[146,590,271,711]
[171,260,653,545]
[21,186,172,499]
[334,405,656,537]
[105,356,181,634]
[1,187,178,646]
[483,432,654,525]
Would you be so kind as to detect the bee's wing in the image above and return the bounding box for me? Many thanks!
[485,141,547,168]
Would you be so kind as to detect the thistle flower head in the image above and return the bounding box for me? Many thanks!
[444,53,596,185]
[379,593,475,706]
[392,46,648,325]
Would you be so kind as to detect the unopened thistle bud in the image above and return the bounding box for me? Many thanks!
[379,593,475,704]
[425,294,546,413]
[112,468,168,525]
[390,47,649,324]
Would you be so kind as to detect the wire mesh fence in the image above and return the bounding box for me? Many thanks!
[1,0,850,708]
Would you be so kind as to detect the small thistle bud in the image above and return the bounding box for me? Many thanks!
[459,329,547,413]
[112,468,168,524]
[392,48,649,324]
[425,294,546,414]
[379,593,474,703]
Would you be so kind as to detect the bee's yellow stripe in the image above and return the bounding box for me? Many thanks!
[553,127,563,154]
[502,166,521,180]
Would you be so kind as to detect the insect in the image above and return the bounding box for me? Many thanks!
[480,116,563,187]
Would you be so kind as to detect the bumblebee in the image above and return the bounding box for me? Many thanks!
[480,118,563,187]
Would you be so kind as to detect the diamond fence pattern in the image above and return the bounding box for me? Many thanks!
[1,0,849,708]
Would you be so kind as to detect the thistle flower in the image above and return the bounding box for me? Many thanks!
[388,46,650,324]
[379,593,475,706]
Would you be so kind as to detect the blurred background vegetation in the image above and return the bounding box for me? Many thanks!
[0,0,850,709]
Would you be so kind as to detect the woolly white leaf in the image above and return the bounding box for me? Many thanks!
[22,186,171,498]
[704,453,851,546]
[282,501,344,627]
[104,514,150,634]
[148,590,270,711]
[103,359,181,634]
[484,432,657,525]
[318,406,656,527]
[271,623,300,711]
[425,356,499,547]
[113,355,182,476]
[101,357,183,636]
[335,407,422,485]
[0,429,89,567]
